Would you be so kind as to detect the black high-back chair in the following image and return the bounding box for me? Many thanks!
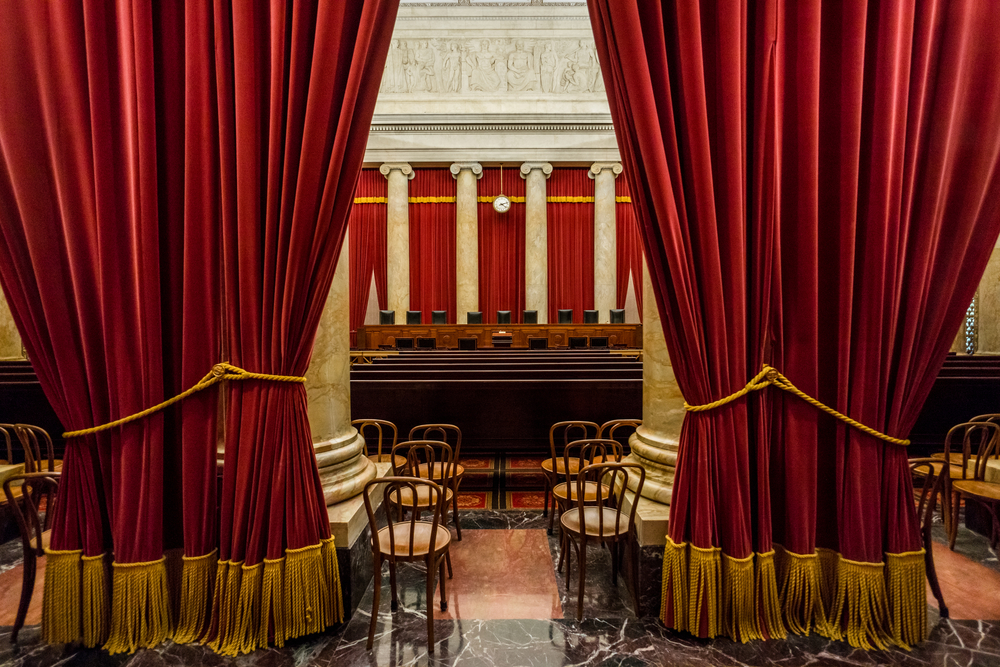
[406,310,422,325]
[583,309,599,324]
[431,310,447,325]
[558,309,573,324]
[379,310,396,325]
[496,310,512,324]
[467,311,483,324]
[523,310,538,324]
[609,309,625,324]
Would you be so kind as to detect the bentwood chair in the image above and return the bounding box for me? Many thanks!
[910,458,949,617]
[542,421,599,534]
[940,422,1000,550]
[561,462,645,620]
[932,414,1000,467]
[409,424,465,540]
[363,476,452,653]
[3,472,59,642]
[352,419,405,473]
[390,439,461,547]
[552,439,622,549]
[596,419,641,463]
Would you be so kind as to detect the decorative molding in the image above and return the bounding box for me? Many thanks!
[449,162,484,179]
[519,162,553,179]
[589,162,623,179]
[379,162,415,179]
[372,121,614,133]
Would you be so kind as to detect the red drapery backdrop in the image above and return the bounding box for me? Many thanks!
[615,175,643,317]
[590,0,1000,650]
[409,168,457,323]
[349,169,387,346]
[547,168,594,323]
[478,167,526,323]
[0,0,397,654]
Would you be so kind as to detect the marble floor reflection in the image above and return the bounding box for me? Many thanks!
[2,509,1000,666]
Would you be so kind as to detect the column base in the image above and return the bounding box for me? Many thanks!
[626,426,677,504]
[619,486,669,618]
[316,428,378,505]
[328,460,393,619]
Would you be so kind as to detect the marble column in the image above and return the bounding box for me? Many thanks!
[520,162,553,323]
[626,260,686,504]
[306,227,376,505]
[590,162,622,323]
[451,162,483,324]
[0,290,23,359]
[979,241,1000,353]
[380,162,414,319]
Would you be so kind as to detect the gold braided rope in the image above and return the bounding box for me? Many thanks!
[63,363,306,439]
[684,364,909,446]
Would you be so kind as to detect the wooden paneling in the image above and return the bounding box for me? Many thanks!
[355,324,641,350]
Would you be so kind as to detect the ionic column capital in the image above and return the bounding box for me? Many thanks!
[520,162,553,179]
[380,162,414,180]
[450,162,483,179]
[589,162,623,179]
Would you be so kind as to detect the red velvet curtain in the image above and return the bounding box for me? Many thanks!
[349,169,387,346]
[0,0,397,654]
[615,175,643,317]
[409,168,457,323]
[590,0,1000,650]
[479,167,526,323]
[547,168,594,323]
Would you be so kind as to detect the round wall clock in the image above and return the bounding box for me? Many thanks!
[493,194,511,213]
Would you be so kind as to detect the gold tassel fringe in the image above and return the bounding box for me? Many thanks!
[321,537,344,625]
[886,550,927,649]
[776,545,830,637]
[174,550,217,644]
[827,553,891,650]
[661,537,689,632]
[721,552,759,642]
[42,549,83,644]
[104,557,172,654]
[660,538,722,637]
[755,551,786,640]
[81,553,109,647]
[207,559,244,654]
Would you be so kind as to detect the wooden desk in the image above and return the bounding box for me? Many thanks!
[355,324,642,350]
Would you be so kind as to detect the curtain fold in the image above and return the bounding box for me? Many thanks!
[589,0,1000,650]
[0,0,398,655]
[349,169,387,346]
[615,176,643,317]
[478,167,526,323]
[547,167,594,323]
[409,168,457,323]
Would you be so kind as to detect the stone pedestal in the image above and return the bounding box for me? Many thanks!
[626,261,686,504]
[451,162,483,324]
[619,486,669,617]
[381,162,414,319]
[306,228,376,505]
[589,162,622,323]
[521,162,553,323]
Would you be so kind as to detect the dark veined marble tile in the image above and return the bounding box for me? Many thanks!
[456,509,549,531]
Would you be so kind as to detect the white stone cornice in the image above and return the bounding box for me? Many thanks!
[589,162,623,179]
[379,162,415,180]
[520,162,554,179]
[449,162,484,179]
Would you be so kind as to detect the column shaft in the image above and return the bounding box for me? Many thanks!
[980,244,1000,353]
[381,163,414,319]
[451,162,483,323]
[521,162,552,323]
[590,163,622,323]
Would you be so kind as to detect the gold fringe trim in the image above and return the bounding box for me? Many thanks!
[353,196,387,204]
[755,551,786,640]
[827,553,891,651]
[661,538,721,637]
[104,557,172,654]
[776,545,831,637]
[477,195,526,203]
[662,537,688,632]
[408,196,455,203]
[208,559,244,654]
[82,553,109,647]
[886,550,927,649]
[615,195,632,203]
[174,550,217,644]
[547,195,594,203]
[721,552,759,642]
[42,549,83,644]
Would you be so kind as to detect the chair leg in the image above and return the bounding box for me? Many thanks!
[949,491,961,550]
[439,555,448,611]
[543,476,550,518]
[368,556,382,650]
[924,536,948,618]
[548,495,556,536]
[565,536,573,592]
[12,552,36,643]
[577,537,587,621]
[426,559,436,652]
[557,530,567,573]
[445,550,453,579]
[389,561,399,611]
[452,486,462,541]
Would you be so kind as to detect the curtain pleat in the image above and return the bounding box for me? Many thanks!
[409,168,457,323]
[478,167,526,323]
[547,168,594,323]
[349,169,387,346]
[615,176,643,316]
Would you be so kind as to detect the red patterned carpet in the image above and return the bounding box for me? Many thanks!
[454,454,547,509]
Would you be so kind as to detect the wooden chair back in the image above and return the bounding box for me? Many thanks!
[597,419,641,442]
[363,476,446,560]
[3,472,58,557]
[971,414,1000,457]
[573,462,645,537]
[409,424,462,460]
[548,420,599,462]
[0,424,13,464]
[15,424,55,473]
[392,440,457,484]
[563,438,623,484]
[352,419,399,460]
[942,421,1000,481]
[908,457,949,617]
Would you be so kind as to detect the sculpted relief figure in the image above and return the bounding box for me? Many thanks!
[466,40,503,92]
[414,40,437,92]
[539,42,558,93]
[506,40,539,92]
[441,42,463,92]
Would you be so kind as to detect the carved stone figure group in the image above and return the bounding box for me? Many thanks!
[380,38,604,95]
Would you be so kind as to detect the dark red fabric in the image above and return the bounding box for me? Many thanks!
[349,170,387,347]
[589,0,1000,637]
[409,168,456,324]
[615,176,643,318]
[547,168,594,323]
[478,167,526,323]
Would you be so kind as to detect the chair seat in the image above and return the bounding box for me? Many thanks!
[952,479,1000,502]
[552,481,611,503]
[913,460,975,480]
[590,454,623,465]
[415,462,465,480]
[377,522,451,558]
[368,453,406,469]
[541,457,580,475]
[392,484,454,509]
[560,506,630,538]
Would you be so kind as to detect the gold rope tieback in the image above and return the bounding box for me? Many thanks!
[63,363,306,439]
[683,364,910,447]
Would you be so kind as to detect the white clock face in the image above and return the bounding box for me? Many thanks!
[493,195,511,213]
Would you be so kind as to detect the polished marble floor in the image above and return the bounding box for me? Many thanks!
[2,509,1000,666]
